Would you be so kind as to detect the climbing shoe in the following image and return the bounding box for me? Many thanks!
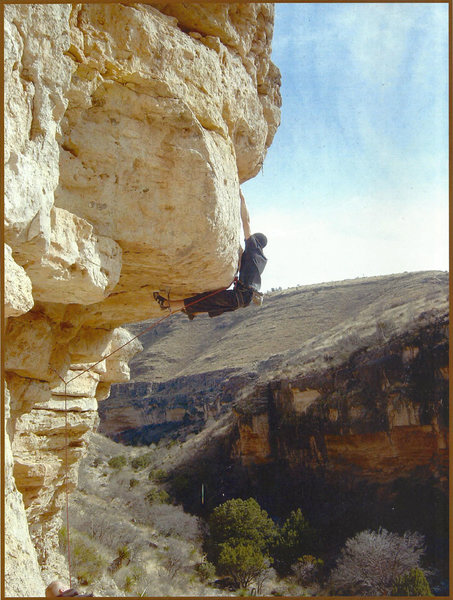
[153,292,169,310]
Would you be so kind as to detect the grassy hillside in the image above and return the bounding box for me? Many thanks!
[127,271,448,383]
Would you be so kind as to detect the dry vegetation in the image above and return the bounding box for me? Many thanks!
[66,430,437,597]
[66,433,224,597]
[67,433,316,597]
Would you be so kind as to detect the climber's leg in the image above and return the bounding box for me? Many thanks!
[154,287,252,319]
[183,289,243,318]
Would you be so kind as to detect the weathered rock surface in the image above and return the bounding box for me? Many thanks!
[4,2,280,595]
[54,2,280,327]
[99,370,238,443]
[4,384,46,597]
[4,244,34,319]
[4,4,73,256]
[24,207,123,305]
[232,314,449,482]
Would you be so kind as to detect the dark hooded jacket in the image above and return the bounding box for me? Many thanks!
[238,233,267,291]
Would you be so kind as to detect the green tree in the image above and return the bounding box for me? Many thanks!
[145,488,170,505]
[195,560,216,583]
[391,568,433,596]
[209,498,277,560]
[272,508,316,573]
[217,542,270,589]
[149,468,168,483]
[108,455,127,469]
[131,453,152,471]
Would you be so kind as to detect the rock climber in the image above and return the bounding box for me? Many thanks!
[153,189,267,319]
[45,580,94,597]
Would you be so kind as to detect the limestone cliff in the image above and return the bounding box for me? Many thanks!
[225,312,449,575]
[3,3,280,595]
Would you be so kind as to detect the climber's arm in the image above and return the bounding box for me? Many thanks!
[240,189,251,240]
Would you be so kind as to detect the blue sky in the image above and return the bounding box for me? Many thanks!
[242,3,449,291]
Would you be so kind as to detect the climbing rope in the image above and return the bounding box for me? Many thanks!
[63,381,73,589]
[49,281,235,584]
[49,369,73,589]
[65,282,236,386]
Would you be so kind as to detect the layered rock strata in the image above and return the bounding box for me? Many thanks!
[4,3,280,595]
[232,314,449,484]
[98,369,240,444]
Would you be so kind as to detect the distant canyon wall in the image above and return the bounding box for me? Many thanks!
[98,372,236,443]
[232,315,449,487]
[4,3,280,595]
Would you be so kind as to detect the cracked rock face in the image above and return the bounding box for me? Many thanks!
[4,3,280,595]
[4,384,46,598]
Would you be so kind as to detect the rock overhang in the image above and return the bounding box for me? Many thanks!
[3,3,281,594]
